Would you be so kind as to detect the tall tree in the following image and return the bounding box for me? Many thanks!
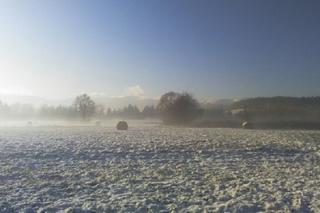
[73,94,96,120]
[157,92,201,124]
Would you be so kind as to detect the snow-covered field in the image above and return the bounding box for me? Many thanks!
[0,124,320,212]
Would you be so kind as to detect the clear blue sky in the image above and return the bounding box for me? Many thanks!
[0,0,319,100]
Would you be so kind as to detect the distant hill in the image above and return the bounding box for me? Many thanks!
[0,94,50,106]
[232,96,320,109]
[231,96,320,123]
[201,99,236,110]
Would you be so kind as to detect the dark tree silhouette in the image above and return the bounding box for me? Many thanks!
[157,92,201,124]
[142,105,158,118]
[231,96,320,121]
[73,94,96,120]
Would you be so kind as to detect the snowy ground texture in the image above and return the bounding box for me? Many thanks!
[0,125,320,212]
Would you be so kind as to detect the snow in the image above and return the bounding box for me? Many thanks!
[0,125,319,212]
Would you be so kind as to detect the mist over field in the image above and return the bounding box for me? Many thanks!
[1,0,320,212]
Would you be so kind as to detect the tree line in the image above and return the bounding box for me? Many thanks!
[2,93,320,128]
[0,94,159,120]
[0,92,201,124]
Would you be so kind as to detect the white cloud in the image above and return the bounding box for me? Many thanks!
[125,85,145,97]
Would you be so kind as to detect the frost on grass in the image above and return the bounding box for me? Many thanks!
[0,126,319,212]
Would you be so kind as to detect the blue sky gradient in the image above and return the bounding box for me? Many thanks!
[0,0,319,100]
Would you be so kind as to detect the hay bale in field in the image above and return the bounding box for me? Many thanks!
[117,121,128,130]
[242,121,252,129]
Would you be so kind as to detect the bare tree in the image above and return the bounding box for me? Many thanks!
[73,94,96,120]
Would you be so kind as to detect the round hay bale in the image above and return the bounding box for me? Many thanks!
[117,121,128,130]
[242,121,252,129]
